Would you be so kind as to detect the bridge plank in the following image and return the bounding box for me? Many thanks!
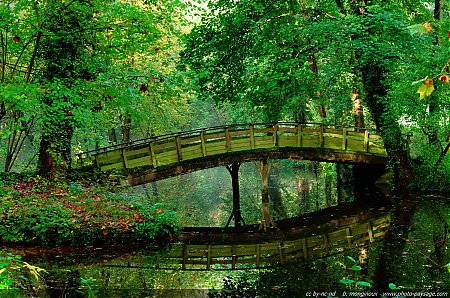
[126,156,151,168]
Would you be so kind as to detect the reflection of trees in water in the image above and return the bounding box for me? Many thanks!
[144,160,383,227]
[374,196,450,291]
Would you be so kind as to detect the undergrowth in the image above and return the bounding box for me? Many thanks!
[0,176,179,246]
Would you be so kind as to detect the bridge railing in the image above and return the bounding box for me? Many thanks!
[76,122,386,171]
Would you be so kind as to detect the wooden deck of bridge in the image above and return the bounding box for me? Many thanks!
[76,123,387,184]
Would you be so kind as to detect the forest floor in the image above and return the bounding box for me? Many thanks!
[0,175,179,248]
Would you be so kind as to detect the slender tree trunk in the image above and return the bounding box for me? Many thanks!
[225,163,245,228]
[296,166,310,213]
[258,159,276,231]
[109,128,118,144]
[352,88,365,131]
[434,0,443,19]
[122,112,131,143]
[269,162,286,219]
[313,161,320,210]
[325,173,332,208]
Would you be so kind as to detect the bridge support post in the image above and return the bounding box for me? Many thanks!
[258,159,276,231]
[225,163,245,228]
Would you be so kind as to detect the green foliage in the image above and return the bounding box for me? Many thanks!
[337,255,372,291]
[77,276,99,297]
[0,0,192,173]
[0,251,47,294]
[209,277,257,298]
[0,178,180,246]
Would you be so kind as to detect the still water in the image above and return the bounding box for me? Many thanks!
[2,192,449,297]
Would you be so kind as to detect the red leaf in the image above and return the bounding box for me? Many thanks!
[13,36,21,43]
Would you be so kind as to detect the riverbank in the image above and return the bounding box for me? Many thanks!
[0,176,179,247]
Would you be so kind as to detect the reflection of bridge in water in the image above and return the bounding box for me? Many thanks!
[172,199,391,270]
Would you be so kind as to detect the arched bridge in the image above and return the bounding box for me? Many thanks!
[77,122,387,186]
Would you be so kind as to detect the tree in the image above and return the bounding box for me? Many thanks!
[0,0,190,176]
[183,0,450,188]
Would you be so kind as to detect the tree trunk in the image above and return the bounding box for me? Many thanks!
[269,162,286,219]
[352,88,365,131]
[109,128,118,144]
[257,159,276,231]
[341,0,413,188]
[361,63,413,187]
[122,113,131,143]
[336,163,354,204]
[324,173,332,208]
[225,163,245,228]
[36,6,89,178]
[37,119,74,178]
[434,0,443,20]
[313,161,320,210]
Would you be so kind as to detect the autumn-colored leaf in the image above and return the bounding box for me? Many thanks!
[407,23,432,35]
[425,78,433,85]
[440,75,450,83]
[23,262,47,280]
[424,22,432,33]
[13,36,21,43]
[416,82,435,100]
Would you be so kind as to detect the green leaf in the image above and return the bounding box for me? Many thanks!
[357,281,371,287]
[339,278,355,284]
[351,265,362,271]
[388,283,399,290]
[346,256,357,263]
[445,262,450,274]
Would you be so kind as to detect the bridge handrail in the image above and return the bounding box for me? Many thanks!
[77,122,378,159]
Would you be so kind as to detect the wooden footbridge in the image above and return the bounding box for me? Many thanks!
[77,122,387,185]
